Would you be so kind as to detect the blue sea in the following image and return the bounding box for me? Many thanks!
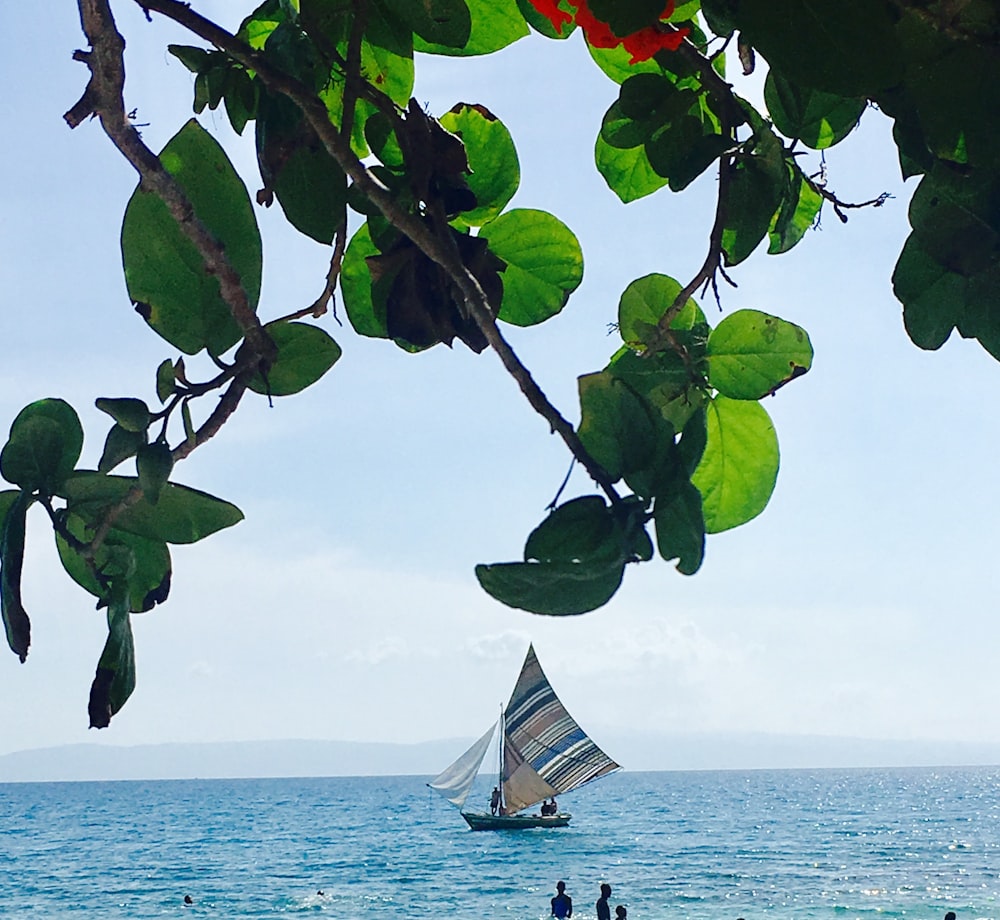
[2,767,999,920]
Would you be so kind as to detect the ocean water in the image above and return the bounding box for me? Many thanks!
[2,767,999,920]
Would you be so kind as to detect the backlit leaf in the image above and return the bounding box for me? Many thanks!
[247,321,342,396]
[475,558,625,615]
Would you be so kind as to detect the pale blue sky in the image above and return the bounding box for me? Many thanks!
[1,3,997,762]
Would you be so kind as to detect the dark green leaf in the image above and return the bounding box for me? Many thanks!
[479,209,583,326]
[764,71,865,149]
[645,117,730,191]
[1,399,84,494]
[653,478,705,574]
[413,0,528,55]
[137,442,174,506]
[767,164,823,254]
[381,0,472,47]
[721,153,786,266]
[99,424,146,474]
[440,103,520,226]
[59,472,244,545]
[692,395,778,533]
[181,401,196,447]
[707,309,813,399]
[96,397,151,433]
[892,235,965,350]
[525,496,625,566]
[156,359,177,403]
[168,44,213,73]
[247,321,342,396]
[121,120,262,356]
[0,491,31,662]
[588,0,663,37]
[88,592,135,729]
[677,407,707,476]
[475,558,625,616]
[341,223,388,338]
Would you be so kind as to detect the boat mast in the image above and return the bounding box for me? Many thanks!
[498,702,505,814]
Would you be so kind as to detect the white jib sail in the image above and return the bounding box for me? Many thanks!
[427,722,497,810]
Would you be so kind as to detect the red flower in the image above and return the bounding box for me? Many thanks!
[525,0,688,62]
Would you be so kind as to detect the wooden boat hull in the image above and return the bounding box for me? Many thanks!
[462,812,571,830]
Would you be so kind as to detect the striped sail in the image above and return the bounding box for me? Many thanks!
[501,645,619,814]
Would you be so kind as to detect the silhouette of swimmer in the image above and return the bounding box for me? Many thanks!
[596,884,612,920]
[551,881,573,919]
[615,906,626,920]
[183,895,193,905]
[945,913,956,920]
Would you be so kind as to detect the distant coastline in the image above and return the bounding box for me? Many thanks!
[2,732,999,784]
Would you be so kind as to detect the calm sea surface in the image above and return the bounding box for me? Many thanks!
[2,767,999,920]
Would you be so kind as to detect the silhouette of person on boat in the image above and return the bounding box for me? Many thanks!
[552,881,573,919]
[490,786,501,815]
[541,797,558,815]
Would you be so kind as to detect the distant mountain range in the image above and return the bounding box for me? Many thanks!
[2,732,999,783]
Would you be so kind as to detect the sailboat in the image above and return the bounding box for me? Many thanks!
[428,644,621,830]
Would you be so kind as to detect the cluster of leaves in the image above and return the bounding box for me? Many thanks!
[9,0,993,722]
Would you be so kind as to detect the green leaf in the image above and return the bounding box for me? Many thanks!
[764,71,865,149]
[892,235,965,350]
[645,117,731,191]
[721,153,786,266]
[88,592,135,729]
[59,473,244,545]
[475,559,625,615]
[440,103,520,226]
[517,0,575,38]
[99,424,146,474]
[156,359,177,403]
[617,273,701,350]
[381,0,472,47]
[121,120,262,356]
[707,309,813,399]
[595,133,669,203]
[0,491,31,662]
[653,479,705,575]
[247,321,342,396]
[525,496,625,565]
[413,0,528,55]
[56,513,171,614]
[0,399,84,494]
[341,223,387,338]
[733,0,904,97]
[587,37,663,83]
[256,93,348,244]
[181,401,196,447]
[767,164,823,254]
[168,44,213,73]
[588,0,663,36]
[137,442,174,506]
[96,397,151,433]
[692,395,778,533]
[479,209,583,326]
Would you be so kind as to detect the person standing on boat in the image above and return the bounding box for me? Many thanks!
[490,786,501,815]
[596,884,612,920]
[552,881,573,920]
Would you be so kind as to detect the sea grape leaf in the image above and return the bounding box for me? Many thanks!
[475,558,625,616]
[732,0,904,97]
[516,0,576,39]
[677,407,708,477]
[764,71,865,150]
[721,153,786,266]
[88,593,135,729]
[707,309,813,399]
[617,273,701,350]
[595,133,669,203]
[59,473,244,545]
[381,0,472,47]
[137,442,174,507]
[587,37,663,83]
[653,478,705,575]
[479,209,583,326]
[121,119,262,356]
[440,103,520,227]
[156,359,177,403]
[525,495,630,567]
[413,0,528,55]
[0,490,31,662]
[892,235,965,350]
[692,395,779,533]
[768,164,823,254]
[95,397,151,433]
[341,224,387,338]
[0,399,84,494]
[645,117,731,191]
[55,513,171,614]
[99,425,146,474]
[588,0,664,36]
[247,321,342,396]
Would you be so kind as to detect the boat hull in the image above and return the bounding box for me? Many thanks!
[462,812,571,831]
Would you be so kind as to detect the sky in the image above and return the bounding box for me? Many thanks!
[1,3,999,766]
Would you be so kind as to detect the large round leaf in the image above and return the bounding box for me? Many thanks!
[412,0,528,55]
[248,321,342,396]
[121,120,262,357]
[764,72,865,149]
[440,103,519,226]
[595,133,669,204]
[475,558,625,615]
[479,209,583,326]
[707,309,813,400]
[617,273,703,350]
[0,399,83,494]
[341,223,388,338]
[692,396,779,533]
